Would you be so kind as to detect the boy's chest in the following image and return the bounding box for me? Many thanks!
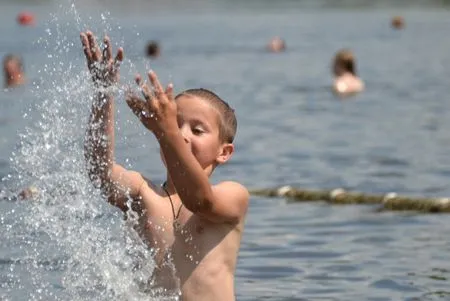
[140,195,198,243]
[143,200,215,250]
[138,189,224,247]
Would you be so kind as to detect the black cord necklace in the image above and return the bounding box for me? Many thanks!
[162,182,183,231]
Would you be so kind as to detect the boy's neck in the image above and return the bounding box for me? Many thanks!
[163,177,177,195]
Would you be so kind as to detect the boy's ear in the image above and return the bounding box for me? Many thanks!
[216,143,234,165]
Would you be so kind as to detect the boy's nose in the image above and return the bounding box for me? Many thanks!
[180,126,191,144]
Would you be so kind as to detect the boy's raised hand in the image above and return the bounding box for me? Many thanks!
[126,71,178,137]
[80,31,124,88]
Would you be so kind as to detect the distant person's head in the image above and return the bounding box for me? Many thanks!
[332,49,357,77]
[146,41,161,58]
[17,11,36,26]
[266,36,286,53]
[391,16,405,30]
[3,54,25,88]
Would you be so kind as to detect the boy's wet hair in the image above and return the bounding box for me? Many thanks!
[175,88,237,143]
[333,49,357,75]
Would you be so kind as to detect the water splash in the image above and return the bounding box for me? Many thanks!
[1,2,173,300]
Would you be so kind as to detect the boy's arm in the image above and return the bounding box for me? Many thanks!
[81,31,144,211]
[162,131,249,224]
[126,71,249,223]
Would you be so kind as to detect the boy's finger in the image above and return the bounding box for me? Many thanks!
[103,36,113,62]
[80,33,93,65]
[165,83,174,101]
[141,83,155,107]
[86,31,101,61]
[114,47,124,69]
[135,74,153,106]
[135,74,142,86]
[148,70,165,100]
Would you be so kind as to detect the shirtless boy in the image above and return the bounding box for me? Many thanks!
[80,30,249,301]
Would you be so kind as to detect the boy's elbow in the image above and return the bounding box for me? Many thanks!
[185,198,212,214]
[90,174,126,210]
[87,165,114,190]
[85,157,113,183]
[184,192,214,214]
[195,200,241,224]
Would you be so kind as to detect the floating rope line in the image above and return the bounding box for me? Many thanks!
[249,186,450,213]
[10,185,450,213]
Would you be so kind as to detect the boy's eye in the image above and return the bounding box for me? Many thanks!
[192,127,204,135]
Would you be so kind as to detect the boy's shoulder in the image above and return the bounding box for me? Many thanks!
[139,176,163,197]
[214,180,248,193]
[213,180,250,207]
[133,176,169,213]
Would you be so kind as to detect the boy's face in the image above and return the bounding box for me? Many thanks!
[174,95,234,174]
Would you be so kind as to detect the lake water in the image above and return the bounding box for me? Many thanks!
[1,1,450,300]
